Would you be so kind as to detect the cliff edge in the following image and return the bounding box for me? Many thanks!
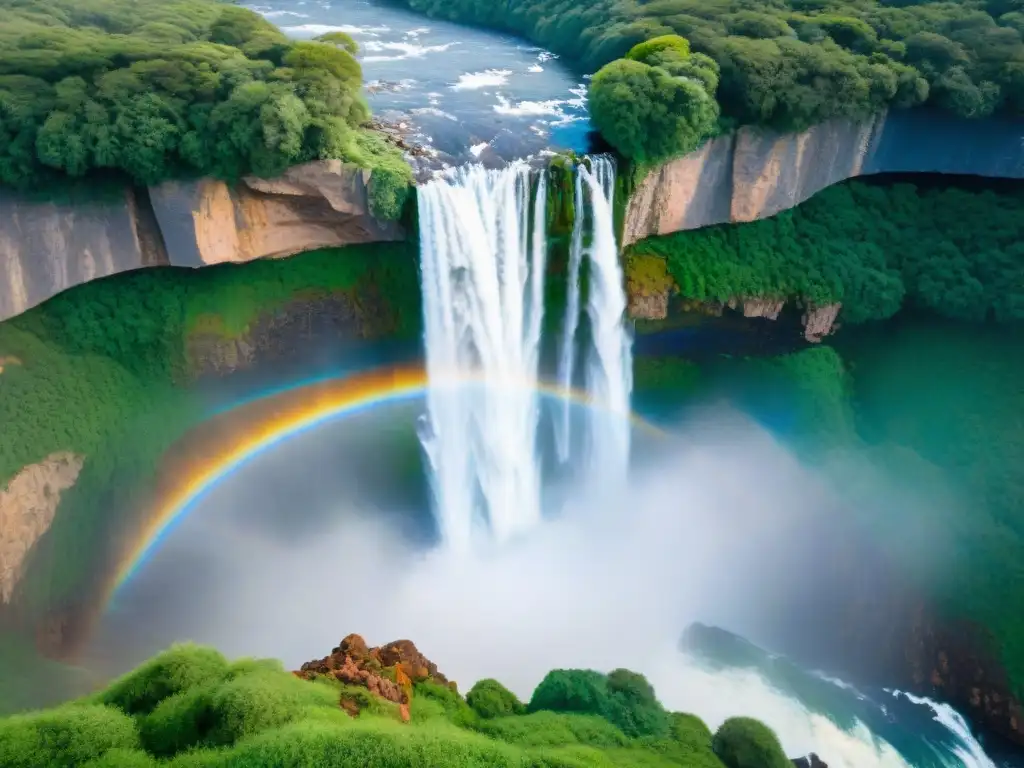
[0,161,405,323]
[623,109,1024,246]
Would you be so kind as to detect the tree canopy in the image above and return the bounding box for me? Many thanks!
[397,0,1024,161]
[0,0,410,213]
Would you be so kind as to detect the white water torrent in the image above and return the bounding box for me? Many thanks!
[417,162,547,552]
[580,156,633,489]
[554,167,586,463]
[417,155,633,548]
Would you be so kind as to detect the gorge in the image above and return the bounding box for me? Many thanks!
[1,0,1023,766]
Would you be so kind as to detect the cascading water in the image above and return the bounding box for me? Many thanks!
[417,162,548,552]
[417,155,632,548]
[580,156,633,488]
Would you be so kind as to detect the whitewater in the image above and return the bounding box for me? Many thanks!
[412,157,1000,768]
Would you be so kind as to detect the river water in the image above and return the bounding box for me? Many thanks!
[249,0,592,165]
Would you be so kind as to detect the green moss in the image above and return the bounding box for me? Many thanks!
[0,646,782,767]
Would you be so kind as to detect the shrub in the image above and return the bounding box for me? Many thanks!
[140,665,340,755]
[412,681,480,729]
[0,704,140,768]
[528,669,669,738]
[466,679,525,720]
[589,59,718,164]
[712,717,791,768]
[96,645,229,717]
[626,34,691,63]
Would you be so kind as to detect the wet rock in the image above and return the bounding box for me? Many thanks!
[792,754,828,767]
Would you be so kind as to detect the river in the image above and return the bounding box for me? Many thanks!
[249,0,593,165]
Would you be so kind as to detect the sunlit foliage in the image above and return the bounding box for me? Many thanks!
[0,643,795,766]
[0,0,411,217]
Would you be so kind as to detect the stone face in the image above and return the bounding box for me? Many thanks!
[0,188,168,322]
[623,109,1024,246]
[150,161,403,268]
[0,161,404,322]
[0,453,84,604]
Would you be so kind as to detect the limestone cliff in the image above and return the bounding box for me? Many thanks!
[623,109,1024,246]
[0,452,83,604]
[0,161,404,323]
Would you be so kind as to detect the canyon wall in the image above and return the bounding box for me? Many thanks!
[0,161,404,323]
[623,108,1024,246]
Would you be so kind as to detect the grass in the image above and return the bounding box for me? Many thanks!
[0,644,799,768]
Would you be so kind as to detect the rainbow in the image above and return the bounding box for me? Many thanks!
[104,366,662,609]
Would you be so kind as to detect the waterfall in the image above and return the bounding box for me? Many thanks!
[554,168,586,463]
[581,156,633,487]
[417,162,547,552]
[417,155,632,548]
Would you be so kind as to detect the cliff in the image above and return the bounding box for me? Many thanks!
[0,161,404,323]
[0,452,83,605]
[623,109,1024,246]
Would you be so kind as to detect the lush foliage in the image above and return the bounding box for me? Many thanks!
[0,643,798,767]
[529,668,671,738]
[396,0,1024,137]
[589,36,720,163]
[711,717,790,768]
[628,178,1024,325]
[0,0,411,216]
[466,679,525,720]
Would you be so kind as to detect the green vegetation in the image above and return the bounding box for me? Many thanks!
[711,717,790,768]
[0,0,411,218]
[0,241,419,618]
[628,178,1024,325]
[0,643,799,767]
[397,0,1024,162]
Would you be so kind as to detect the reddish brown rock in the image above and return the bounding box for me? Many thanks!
[295,633,454,719]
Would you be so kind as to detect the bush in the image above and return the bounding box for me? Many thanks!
[626,34,691,63]
[712,717,791,768]
[0,704,140,768]
[466,679,525,720]
[96,645,229,717]
[588,58,719,163]
[528,669,669,738]
[140,664,341,755]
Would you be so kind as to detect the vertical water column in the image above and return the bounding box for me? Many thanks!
[581,155,633,488]
[417,163,548,551]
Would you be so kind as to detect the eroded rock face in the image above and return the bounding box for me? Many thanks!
[0,453,84,604]
[0,161,404,323]
[623,109,1024,246]
[0,188,168,323]
[151,161,403,268]
[296,633,453,721]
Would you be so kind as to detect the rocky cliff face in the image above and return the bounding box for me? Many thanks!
[622,108,1024,339]
[0,452,83,605]
[0,161,404,324]
[623,109,1024,246]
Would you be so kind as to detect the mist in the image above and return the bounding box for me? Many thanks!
[83,403,954,767]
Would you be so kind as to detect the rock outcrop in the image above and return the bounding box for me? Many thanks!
[296,633,453,722]
[0,161,404,323]
[0,453,83,604]
[623,108,1024,246]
